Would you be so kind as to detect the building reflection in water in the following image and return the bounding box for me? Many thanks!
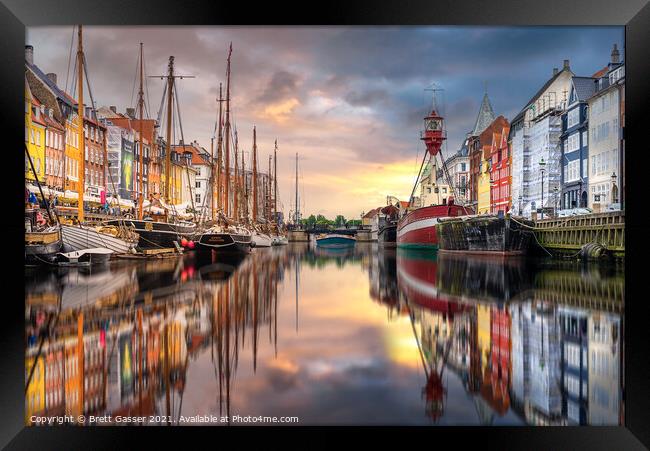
[376,249,624,425]
[25,242,623,426]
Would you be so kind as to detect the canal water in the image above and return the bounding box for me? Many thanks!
[25,244,624,426]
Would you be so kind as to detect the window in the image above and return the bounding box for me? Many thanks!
[582,131,588,147]
[567,133,580,152]
[582,158,588,178]
[195,181,201,188]
[195,194,201,203]
[566,160,579,182]
[460,163,467,172]
[567,107,579,128]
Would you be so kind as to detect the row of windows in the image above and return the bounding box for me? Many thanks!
[85,146,104,165]
[66,157,79,180]
[66,129,80,149]
[591,149,618,177]
[84,124,104,144]
[567,107,580,129]
[85,168,104,187]
[491,184,510,200]
[591,91,617,116]
[46,130,64,150]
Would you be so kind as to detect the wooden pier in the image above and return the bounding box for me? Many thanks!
[533,211,624,258]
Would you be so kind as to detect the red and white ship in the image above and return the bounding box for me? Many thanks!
[397,97,472,249]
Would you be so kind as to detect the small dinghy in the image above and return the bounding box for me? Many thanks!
[56,247,113,266]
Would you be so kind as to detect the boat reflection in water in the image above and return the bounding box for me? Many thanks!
[25,242,623,426]
[390,249,623,425]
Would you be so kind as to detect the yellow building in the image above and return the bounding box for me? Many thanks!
[477,144,491,214]
[169,161,185,204]
[477,304,491,373]
[64,110,81,194]
[25,81,46,183]
[25,355,45,423]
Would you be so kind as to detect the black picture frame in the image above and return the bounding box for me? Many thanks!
[2,0,649,448]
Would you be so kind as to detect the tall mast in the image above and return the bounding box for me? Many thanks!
[252,126,258,222]
[216,83,224,216]
[273,140,278,226]
[268,155,272,222]
[233,129,239,220]
[77,25,85,222]
[137,42,145,220]
[223,43,232,218]
[242,146,247,220]
[295,152,299,224]
[164,56,174,202]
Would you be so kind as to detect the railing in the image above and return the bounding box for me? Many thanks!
[534,211,624,256]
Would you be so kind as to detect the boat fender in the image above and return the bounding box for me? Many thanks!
[579,242,610,260]
[187,241,195,249]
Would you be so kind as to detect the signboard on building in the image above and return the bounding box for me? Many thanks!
[120,130,134,200]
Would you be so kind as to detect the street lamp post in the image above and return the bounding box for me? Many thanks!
[553,186,559,218]
[539,158,546,219]
[611,172,618,205]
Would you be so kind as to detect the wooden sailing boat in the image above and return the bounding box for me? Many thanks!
[105,50,197,250]
[250,126,272,248]
[196,43,252,254]
[271,140,288,245]
[61,25,139,255]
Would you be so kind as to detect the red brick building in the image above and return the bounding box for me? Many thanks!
[489,123,511,214]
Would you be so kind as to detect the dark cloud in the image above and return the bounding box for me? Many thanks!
[255,70,301,104]
[344,88,389,107]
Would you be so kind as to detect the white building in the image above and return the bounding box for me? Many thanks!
[587,312,622,425]
[587,53,624,211]
[510,61,574,217]
[443,138,470,204]
[416,157,450,207]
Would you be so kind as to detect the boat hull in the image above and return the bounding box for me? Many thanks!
[397,204,469,249]
[25,236,63,264]
[378,223,397,247]
[315,234,356,248]
[251,233,273,248]
[196,232,252,254]
[105,219,196,249]
[435,215,533,256]
[61,225,136,254]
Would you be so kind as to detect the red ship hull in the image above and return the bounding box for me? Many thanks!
[397,204,470,249]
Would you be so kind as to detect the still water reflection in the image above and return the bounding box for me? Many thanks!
[25,244,624,425]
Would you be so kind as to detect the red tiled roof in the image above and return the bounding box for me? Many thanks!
[109,117,156,142]
[591,66,609,78]
[172,144,210,165]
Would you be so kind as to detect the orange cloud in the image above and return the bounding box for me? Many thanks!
[259,98,300,123]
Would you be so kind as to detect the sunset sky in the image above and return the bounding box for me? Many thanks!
[26,26,623,219]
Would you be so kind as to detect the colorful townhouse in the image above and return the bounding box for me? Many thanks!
[477,116,509,214]
[25,82,46,184]
[510,60,574,217]
[490,122,511,214]
[26,45,78,195]
[586,45,624,211]
[468,92,496,211]
[560,76,594,209]
[43,106,66,191]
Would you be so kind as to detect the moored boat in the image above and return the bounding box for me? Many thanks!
[272,235,289,246]
[397,201,470,249]
[435,214,534,256]
[251,231,273,248]
[105,218,197,250]
[25,227,63,264]
[378,222,397,247]
[196,226,252,254]
[315,233,356,248]
[61,224,138,254]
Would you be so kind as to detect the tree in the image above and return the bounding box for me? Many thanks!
[335,215,346,227]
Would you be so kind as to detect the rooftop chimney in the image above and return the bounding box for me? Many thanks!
[25,45,33,65]
[46,73,57,85]
[126,107,135,118]
[553,67,559,76]
[611,43,620,64]
[109,105,117,114]
[563,59,570,70]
